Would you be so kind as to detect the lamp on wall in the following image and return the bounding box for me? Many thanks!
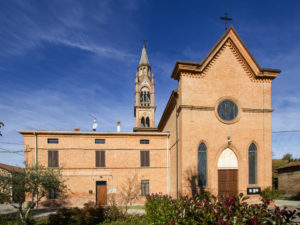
[227,136,232,145]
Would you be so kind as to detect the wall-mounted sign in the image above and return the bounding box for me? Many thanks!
[109,188,117,193]
[247,187,261,195]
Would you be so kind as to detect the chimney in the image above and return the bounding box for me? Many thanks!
[117,120,120,132]
[74,128,80,131]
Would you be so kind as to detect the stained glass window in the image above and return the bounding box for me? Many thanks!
[249,143,257,184]
[217,100,238,121]
[198,142,207,187]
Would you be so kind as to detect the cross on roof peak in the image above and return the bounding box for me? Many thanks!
[220,13,232,30]
[141,39,147,47]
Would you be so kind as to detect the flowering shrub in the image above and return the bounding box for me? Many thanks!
[145,193,300,225]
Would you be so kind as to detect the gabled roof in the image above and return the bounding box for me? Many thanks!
[0,163,22,172]
[157,89,178,130]
[171,25,281,80]
[278,161,300,170]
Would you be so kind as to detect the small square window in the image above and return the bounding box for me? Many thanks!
[140,139,149,144]
[48,138,58,144]
[95,139,105,144]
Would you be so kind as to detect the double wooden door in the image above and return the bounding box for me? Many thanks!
[96,181,107,206]
[218,169,238,197]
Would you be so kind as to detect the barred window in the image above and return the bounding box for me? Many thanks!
[249,143,257,185]
[198,142,207,187]
[48,189,59,200]
[141,180,149,196]
[48,151,59,168]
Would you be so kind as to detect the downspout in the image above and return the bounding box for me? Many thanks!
[34,132,38,208]
[175,96,179,199]
[166,132,170,195]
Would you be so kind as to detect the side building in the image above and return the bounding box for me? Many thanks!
[19,26,280,206]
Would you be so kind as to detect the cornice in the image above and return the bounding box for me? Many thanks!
[176,105,273,114]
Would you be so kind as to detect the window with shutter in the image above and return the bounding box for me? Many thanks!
[141,180,149,196]
[95,151,106,167]
[48,150,59,168]
[140,151,150,167]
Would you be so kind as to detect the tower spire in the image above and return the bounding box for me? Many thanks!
[138,41,150,67]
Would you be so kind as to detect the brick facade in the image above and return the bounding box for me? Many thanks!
[19,26,280,206]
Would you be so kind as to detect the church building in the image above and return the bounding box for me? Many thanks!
[19,26,280,206]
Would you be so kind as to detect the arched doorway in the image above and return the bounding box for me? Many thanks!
[217,148,238,197]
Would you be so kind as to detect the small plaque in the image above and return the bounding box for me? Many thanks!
[109,188,117,193]
[247,187,261,195]
[89,190,93,194]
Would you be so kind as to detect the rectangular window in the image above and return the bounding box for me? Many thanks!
[141,180,149,196]
[140,139,149,144]
[48,138,58,144]
[48,150,59,168]
[140,151,150,167]
[95,151,105,167]
[95,139,105,144]
[48,189,58,200]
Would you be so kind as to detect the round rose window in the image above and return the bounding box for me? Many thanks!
[217,100,238,121]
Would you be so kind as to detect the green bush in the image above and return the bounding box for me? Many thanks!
[145,193,300,225]
[261,186,279,201]
[47,202,105,225]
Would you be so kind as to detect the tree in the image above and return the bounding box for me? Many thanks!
[0,121,4,136]
[282,153,296,162]
[118,173,140,215]
[0,164,67,224]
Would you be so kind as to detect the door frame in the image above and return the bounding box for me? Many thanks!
[218,168,238,197]
[215,146,240,196]
[96,180,107,206]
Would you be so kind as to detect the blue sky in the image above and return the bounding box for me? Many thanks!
[0,0,300,166]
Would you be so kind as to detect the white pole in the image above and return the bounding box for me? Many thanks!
[166,132,170,195]
[34,132,38,208]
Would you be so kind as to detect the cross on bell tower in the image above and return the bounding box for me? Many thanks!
[134,42,156,131]
[220,13,232,30]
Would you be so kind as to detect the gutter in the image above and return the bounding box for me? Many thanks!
[34,131,38,208]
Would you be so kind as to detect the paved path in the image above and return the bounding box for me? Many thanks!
[275,200,300,207]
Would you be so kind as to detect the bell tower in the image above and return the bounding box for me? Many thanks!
[134,43,156,131]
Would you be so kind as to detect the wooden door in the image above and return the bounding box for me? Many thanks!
[96,181,107,206]
[218,169,238,197]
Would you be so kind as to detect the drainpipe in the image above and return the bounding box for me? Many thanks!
[166,132,170,195]
[175,95,179,199]
[34,132,38,208]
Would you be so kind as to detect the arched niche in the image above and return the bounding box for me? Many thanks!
[217,148,238,169]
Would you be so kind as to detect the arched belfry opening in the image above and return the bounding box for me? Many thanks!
[146,117,150,128]
[217,148,238,197]
[141,117,145,127]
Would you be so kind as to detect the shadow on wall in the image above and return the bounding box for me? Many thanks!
[184,167,206,197]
